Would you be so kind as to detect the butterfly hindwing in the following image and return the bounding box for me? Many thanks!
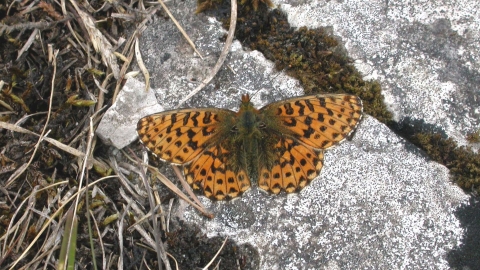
[184,144,251,200]
[258,136,324,194]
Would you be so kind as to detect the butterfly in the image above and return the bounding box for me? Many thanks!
[137,94,362,200]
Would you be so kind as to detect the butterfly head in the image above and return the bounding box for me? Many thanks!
[233,94,265,143]
[238,94,257,113]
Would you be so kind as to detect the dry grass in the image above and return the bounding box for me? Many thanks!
[0,0,241,268]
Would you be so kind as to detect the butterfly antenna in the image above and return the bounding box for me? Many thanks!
[250,88,262,100]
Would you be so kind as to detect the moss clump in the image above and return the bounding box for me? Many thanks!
[196,0,222,13]
[240,0,274,11]
[410,133,480,193]
[467,130,480,143]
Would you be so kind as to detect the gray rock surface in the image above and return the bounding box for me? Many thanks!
[96,77,163,149]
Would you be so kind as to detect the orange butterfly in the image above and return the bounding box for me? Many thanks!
[137,94,362,200]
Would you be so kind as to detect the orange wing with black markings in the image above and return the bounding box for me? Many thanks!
[258,136,324,194]
[184,144,251,200]
[261,94,363,149]
[257,94,362,194]
[137,109,227,164]
[137,107,252,200]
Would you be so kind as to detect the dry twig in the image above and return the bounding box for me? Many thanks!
[176,0,237,107]
[157,0,203,59]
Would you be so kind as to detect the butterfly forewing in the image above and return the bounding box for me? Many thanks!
[262,94,363,150]
[137,108,231,164]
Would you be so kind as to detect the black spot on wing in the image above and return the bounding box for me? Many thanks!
[305,99,314,112]
[283,118,297,127]
[304,116,313,125]
[294,100,305,115]
[183,112,190,125]
[303,127,315,138]
[188,140,198,150]
[203,111,213,124]
[284,103,294,115]
[318,97,326,108]
[318,114,325,122]
[190,112,200,126]
[186,129,196,139]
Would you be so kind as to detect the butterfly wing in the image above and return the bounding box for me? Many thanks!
[184,144,251,200]
[137,107,251,200]
[257,94,362,193]
[261,94,363,149]
[258,136,324,194]
[137,108,232,164]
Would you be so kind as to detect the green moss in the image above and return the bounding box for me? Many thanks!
[410,133,480,193]
[196,0,222,13]
[240,0,274,11]
[467,130,480,143]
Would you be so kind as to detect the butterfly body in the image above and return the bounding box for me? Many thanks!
[137,93,363,200]
[224,99,278,188]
